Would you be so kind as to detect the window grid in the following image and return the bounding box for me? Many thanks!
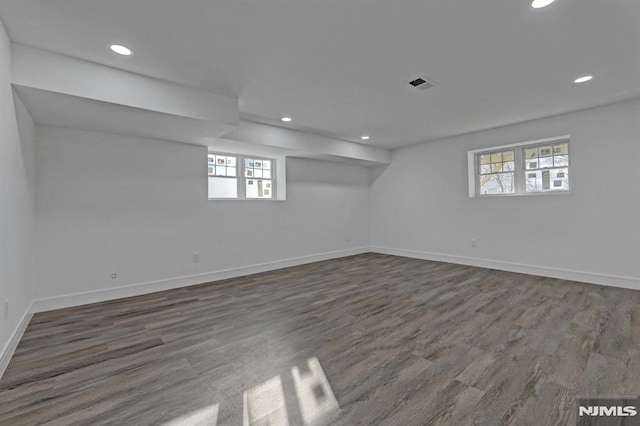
[208,152,276,200]
[523,141,569,193]
[208,154,237,178]
[477,149,516,195]
[471,137,570,197]
[245,157,274,199]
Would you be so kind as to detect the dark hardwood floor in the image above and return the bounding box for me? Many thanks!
[1,253,639,425]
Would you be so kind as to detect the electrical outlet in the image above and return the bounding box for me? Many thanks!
[3,299,8,320]
[111,273,117,279]
[193,252,200,262]
[471,239,478,248]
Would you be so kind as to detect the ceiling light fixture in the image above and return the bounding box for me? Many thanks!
[361,136,370,140]
[574,75,593,83]
[531,0,556,8]
[110,44,132,56]
[281,117,292,122]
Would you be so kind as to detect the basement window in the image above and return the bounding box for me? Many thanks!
[468,136,570,197]
[208,153,238,199]
[208,152,276,200]
[244,157,274,199]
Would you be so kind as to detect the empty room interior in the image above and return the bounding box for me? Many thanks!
[1,0,639,425]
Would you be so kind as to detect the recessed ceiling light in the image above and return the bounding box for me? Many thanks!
[361,135,370,140]
[531,0,556,8]
[574,75,593,83]
[281,117,292,122]
[110,44,132,56]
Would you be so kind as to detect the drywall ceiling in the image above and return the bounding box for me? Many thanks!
[0,0,638,148]
[13,86,234,146]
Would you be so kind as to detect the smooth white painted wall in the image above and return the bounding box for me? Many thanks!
[371,99,640,283]
[34,126,370,299]
[0,20,35,357]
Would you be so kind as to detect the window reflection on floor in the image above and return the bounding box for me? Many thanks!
[162,404,219,426]
[292,357,340,426]
[243,375,290,426]
[162,357,338,426]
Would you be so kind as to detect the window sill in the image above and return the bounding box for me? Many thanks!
[207,198,284,202]
[474,190,572,198]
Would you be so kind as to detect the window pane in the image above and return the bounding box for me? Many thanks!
[525,170,541,192]
[490,153,502,163]
[503,161,515,172]
[554,155,569,167]
[226,156,236,167]
[226,167,236,177]
[254,169,263,178]
[491,163,503,173]
[479,173,514,195]
[525,148,538,159]
[208,166,214,175]
[525,168,569,193]
[246,179,273,199]
[553,168,569,190]
[479,154,491,165]
[553,143,568,155]
[539,157,554,168]
[208,177,237,198]
[526,160,538,170]
[480,164,492,174]
[262,160,271,170]
[502,151,514,161]
[263,170,272,179]
[539,146,552,157]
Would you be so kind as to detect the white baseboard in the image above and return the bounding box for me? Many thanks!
[32,247,370,313]
[371,246,640,291]
[23,245,640,336]
[0,300,33,380]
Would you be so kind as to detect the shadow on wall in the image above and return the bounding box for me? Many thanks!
[369,163,390,186]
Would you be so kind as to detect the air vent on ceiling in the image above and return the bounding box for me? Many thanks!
[409,76,436,91]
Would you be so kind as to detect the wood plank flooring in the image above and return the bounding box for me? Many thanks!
[1,253,639,425]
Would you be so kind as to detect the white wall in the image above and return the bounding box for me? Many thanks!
[34,126,370,306]
[371,98,640,288]
[0,19,35,366]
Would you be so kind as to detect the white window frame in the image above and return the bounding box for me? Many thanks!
[468,135,571,198]
[208,152,240,199]
[243,154,276,200]
[208,151,277,201]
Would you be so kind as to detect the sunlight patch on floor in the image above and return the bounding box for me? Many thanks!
[292,357,340,426]
[162,403,219,426]
[243,375,290,426]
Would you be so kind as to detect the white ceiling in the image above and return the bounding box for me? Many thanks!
[1,0,639,148]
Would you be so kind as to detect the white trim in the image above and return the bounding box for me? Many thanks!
[32,247,370,313]
[371,246,640,291]
[0,301,34,380]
